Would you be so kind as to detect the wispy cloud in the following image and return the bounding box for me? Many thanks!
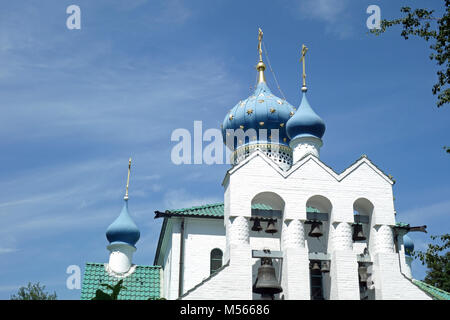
[296,0,353,38]
[155,0,192,25]
[0,248,18,255]
[397,200,450,228]
[163,189,222,210]
[0,285,22,293]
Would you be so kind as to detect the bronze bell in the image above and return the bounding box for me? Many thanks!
[308,221,323,238]
[310,261,321,271]
[253,258,283,295]
[251,218,263,232]
[358,265,368,285]
[320,261,330,273]
[265,219,278,234]
[352,223,367,241]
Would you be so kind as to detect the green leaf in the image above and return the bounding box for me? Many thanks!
[92,289,112,300]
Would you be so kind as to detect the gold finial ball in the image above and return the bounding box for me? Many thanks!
[256,61,266,71]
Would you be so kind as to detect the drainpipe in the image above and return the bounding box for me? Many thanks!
[178,218,185,297]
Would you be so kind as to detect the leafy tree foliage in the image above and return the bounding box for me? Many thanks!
[92,279,126,300]
[413,234,450,292]
[371,2,450,108]
[10,282,57,300]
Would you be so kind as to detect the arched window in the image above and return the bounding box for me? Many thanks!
[210,248,223,275]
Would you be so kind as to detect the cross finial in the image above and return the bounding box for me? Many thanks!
[300,44,308,91]
[255,28,266,84]
[124,157,131,200]
[258,28,264,62]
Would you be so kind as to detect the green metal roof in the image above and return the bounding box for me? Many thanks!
[155,202,320,219]
[412,279,450,300]
[81,263,161,300]
[396,221,410,228]
[161,202,226,218]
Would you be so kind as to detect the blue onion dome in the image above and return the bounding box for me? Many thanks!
[403,234,414,257]
[106,199,140,247]
[286,92,326,141]
[221,64,296,150]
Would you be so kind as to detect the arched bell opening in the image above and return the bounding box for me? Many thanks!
[305,195,332,300]
[353,198,375,300]
[305,195,332,253]
[250,192,285,300]
[353,198,374,255]
[250,192,284,245]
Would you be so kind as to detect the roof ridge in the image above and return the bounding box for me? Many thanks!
[177,261,230,300]
[162,202,320,217]
[412,279,450,300]
[86,262,161,268]
[134,265,162,269]
[168,202,224,212]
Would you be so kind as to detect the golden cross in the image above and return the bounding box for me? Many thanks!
[124,157,131,200]
[258,28,263,62]
[300,44,308,88]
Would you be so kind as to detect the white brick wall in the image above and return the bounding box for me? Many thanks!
[372,253,431,299]
[281,247,310,299]
[181,245,253,300]
[183,218,226,294]
[329,250,360,300]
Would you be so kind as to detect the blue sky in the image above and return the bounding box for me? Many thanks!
[0,0,448,299]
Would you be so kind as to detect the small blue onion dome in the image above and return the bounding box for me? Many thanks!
[222,81,296,149]
[106,199,140,247]
[403,234,414,256]
[286,92,326,141]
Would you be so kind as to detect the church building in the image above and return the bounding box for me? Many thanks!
[80,30,450,300]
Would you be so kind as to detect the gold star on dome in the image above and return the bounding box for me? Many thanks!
[258,99,264,103]
[259,121,264,126]
[280,123,284,127]
[240,125,244,129]
[283,137,287,142]
[277,100,282,105]
[229,114,233,120]
[247,109,253,115]
[290,111,294,117]
[270,108,276,113]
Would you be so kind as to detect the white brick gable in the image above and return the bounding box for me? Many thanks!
[158,151,431,300]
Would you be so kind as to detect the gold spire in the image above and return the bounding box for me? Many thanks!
[258,28,263,62]
[300,44,308,92]
[256,28,266,84]
[124,157,131,200]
